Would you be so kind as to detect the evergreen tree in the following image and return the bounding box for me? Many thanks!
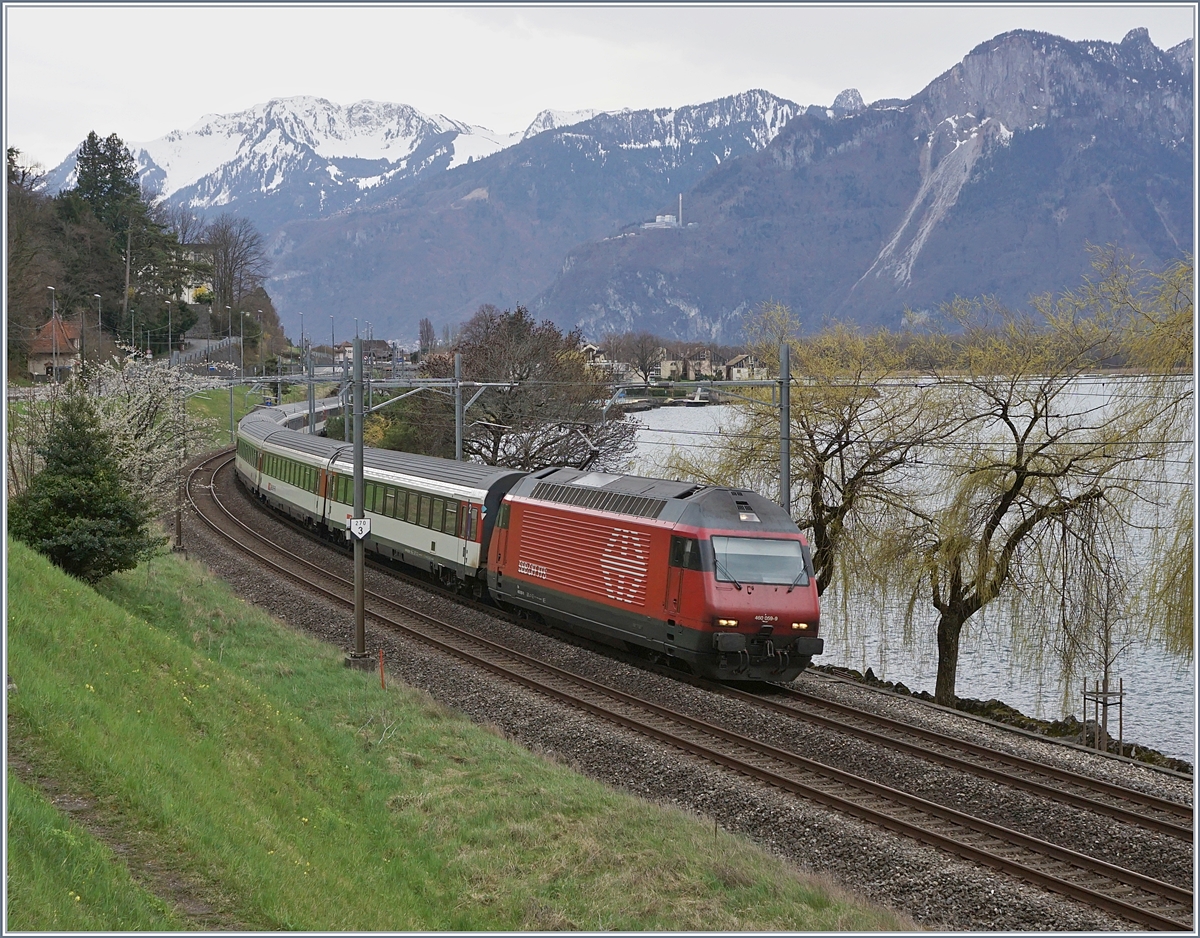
[73,131,140,231]
[8,387,162,583]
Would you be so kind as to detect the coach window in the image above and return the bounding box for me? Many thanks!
[432,498,444,531]
[383,487,396,517]
[468,507,480,540]
[443,501,458,535]
[365,483,376,512]
[419,494,432,528]
[407,491,420,525]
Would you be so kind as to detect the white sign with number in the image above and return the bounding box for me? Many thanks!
[349,518,371,539]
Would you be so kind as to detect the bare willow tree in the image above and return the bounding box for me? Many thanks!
[662,302,955,597]
[882,290,1174,705]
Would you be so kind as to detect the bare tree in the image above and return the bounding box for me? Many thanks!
[204,213,271,324]
[609,331,664,386]
[455,305,637,470]
[153,202,207,247]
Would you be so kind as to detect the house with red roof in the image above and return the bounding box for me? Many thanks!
[27,315,81,381]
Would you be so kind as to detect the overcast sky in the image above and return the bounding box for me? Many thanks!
[5,3,1195,170]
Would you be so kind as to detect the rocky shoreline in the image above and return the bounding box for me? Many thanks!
[814,665,1194,775]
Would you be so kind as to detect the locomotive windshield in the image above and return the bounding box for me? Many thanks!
[710,536,807,586]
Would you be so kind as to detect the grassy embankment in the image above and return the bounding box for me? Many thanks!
[185,381,337,450]
[6,539,912,931]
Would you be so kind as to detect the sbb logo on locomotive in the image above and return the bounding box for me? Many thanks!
[518,559,549,579]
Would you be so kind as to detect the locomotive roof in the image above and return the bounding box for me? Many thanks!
[511,466,801,534]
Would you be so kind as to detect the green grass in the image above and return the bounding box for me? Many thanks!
[7,539,911,931]
[6,776,183,930]
[186,382,337,450]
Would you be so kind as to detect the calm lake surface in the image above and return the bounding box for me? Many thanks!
[628,400,1196,763]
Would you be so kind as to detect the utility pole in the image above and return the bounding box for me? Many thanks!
[343,357,351,442]
[455,351,464,461]
[174,377,184,552]
[122,225,131,325]
[227,306,234,443]
[307,339,315,433]
[346,337,372,670]
[779,341,791,515]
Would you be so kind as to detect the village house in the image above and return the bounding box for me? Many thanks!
[27,315,81,381]
[724,353,769,381]
[658,348,720,381]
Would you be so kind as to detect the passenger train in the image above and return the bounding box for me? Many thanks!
[235,401,822,681]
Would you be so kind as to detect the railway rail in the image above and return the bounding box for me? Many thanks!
[187,448,1195,931]
[697,680,1194,841]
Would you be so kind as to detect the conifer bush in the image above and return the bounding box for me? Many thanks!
[8,388,162,583]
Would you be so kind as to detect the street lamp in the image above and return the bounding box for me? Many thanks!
[48,286,57,381]
[166,299,172,366]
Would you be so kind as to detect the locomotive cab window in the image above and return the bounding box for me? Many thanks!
[669,536,703,570]
[711,536,807,586]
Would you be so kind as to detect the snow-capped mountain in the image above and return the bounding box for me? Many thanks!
[43,96,532,228]
[533,28,1194,341]
[521,109,606,140]
[265,88,805,336]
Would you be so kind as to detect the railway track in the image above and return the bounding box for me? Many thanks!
[698,680,1194,842]
[188,449,1194,931]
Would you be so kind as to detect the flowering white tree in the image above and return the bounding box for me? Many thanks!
[7,350,223,516]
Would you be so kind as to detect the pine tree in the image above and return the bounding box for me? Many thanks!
[8,388,162,583]
[73,131,140,231]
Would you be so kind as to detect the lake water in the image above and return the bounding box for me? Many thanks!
[626,401,1196,763]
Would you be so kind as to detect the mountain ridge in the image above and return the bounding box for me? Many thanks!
[531,28,1193,340]
[38,28,1194,344]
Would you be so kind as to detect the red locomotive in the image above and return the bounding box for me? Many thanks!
[488,467,822,681]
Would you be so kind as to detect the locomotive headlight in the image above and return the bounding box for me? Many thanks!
[716,618,739,628]
[791,622,810,630]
